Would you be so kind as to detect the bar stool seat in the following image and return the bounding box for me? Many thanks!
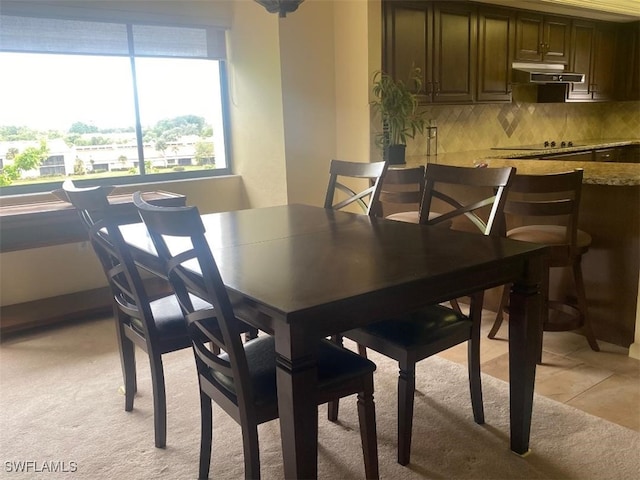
[508,225,592,251]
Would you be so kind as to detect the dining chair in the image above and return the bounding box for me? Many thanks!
[369,165,425,221]
[330,163,516,466]
[487,169,599,352]
[369,164,450,228]
[324,159,387,214]
[59,180,255,449]
[133,192,380,480]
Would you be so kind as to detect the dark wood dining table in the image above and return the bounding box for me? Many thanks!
[122,203,548,479]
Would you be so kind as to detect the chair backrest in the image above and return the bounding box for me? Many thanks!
[133,192,256,412]
[419,164,516,236]
[323,159,387,214]
[369,165,425,218]
[59,180,159,341]
[504,168,584,248]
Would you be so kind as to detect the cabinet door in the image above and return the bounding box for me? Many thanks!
[568,20,595,101]
[591,24,617,101]
[515,13,570,63]
[515,12,543,61]
[383,1,431,102]
[617,22,640,100]
[432,2,476,103]
[477,8,515,102]
[543,15,571,63]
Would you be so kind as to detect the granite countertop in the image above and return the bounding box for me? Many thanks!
[406,139,640,186]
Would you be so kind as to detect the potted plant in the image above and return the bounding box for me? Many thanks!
[370,68,427,165]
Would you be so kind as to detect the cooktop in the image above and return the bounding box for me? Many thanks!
[492,140,584,150]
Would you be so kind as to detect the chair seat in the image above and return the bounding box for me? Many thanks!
[386,210,450,227]
[386,211,419,223]
[508,225,592,248]
[213,336,377,406]
[129,294,211,339]
[134,295,252,347]
[349,305,471,349]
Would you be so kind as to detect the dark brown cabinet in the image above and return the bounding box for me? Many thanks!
[515,12,570,64]
[382,1,633,104]
[383,1,476,104]
[617,22,640,101]
[567,21,617,101]
[477,7,515,102]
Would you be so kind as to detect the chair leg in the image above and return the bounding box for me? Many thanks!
[149,352,167,449]
[120,335,137,412]
[327,334,344,421]
[357,377,379,480]
[468,295,485,424]
[573,260,599,352]
[397,363,416,466]
[241,422,261,479]
[488,284,510,339]
[199,391,213,480]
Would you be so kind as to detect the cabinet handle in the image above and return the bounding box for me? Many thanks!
[539,42,544,53]
[434,82,440,95]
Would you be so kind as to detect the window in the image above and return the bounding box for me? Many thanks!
[0,12,231,195]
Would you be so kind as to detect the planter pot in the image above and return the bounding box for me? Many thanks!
[386,144,406,165]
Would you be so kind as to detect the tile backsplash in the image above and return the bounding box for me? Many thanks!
[405,100,640,156]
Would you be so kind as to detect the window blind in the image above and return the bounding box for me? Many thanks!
[0,14,227,59]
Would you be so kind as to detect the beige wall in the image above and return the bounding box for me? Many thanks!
[228,0,289,208]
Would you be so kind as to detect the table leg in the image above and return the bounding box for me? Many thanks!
[508,255,545,455]
[275,333,319,479]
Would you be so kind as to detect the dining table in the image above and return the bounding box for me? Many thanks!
[122,203,548,479]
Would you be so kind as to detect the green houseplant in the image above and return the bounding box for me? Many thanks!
[370,68,427,165]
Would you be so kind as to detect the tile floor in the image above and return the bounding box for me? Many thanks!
[436,312,640,432]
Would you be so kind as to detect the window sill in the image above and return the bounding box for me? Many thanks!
[0,190,186,252]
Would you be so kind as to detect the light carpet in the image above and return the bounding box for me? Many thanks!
[0,316,638,480]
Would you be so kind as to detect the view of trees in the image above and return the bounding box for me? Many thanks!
[0,115,214,186]
[0,141,49,186]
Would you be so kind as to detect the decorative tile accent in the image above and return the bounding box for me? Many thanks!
[411,101,640,155]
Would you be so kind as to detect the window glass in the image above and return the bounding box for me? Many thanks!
[0,52,228,193]
[135,57,227,175]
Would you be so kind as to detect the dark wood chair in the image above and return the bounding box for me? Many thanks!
[487,169,599,352]
[324,159,387,214]
[331,164,516,466]
[369,165,425,221]
[59,180,255,449]
[133,192,379,480]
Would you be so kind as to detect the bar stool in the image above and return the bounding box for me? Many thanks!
[488,169,599,352]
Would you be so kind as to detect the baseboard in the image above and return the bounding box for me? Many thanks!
[0,277,172,339]
[0,287,113,338]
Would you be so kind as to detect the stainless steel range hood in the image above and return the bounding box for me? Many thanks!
[512,62,585,84]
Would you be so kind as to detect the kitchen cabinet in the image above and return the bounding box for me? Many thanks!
[540,150,593,162]
[618,22,640,101]
[564,20,617,102]
[617,145,640,163]
[515,12,571,63]
[477,7,515,102]
[591,23,618,101]
[383,1,476,104]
